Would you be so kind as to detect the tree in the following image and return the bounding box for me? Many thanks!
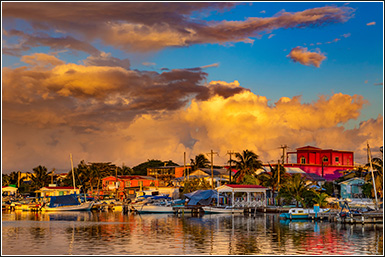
[240,174,259,185]
[232,150,263,183]
[190,154,210,171]
[312,192,330,208]
[28,165,51,190]
[364,157,383,198]
[257,163,287,205]
[278,174,312,207]
[2,174,11,186]
[181,178,211,194]
[132,159,173,175]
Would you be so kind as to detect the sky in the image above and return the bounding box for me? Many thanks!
[1,1,383,174]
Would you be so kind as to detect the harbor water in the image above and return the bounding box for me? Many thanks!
[2,210,383,255]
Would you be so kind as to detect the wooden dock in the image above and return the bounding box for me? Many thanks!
[173,206,205,216]
[336,212,383,224]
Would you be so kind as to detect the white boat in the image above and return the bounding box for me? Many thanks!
[202,206,244,214]
[131,196,189,214]
[280,207,330,219]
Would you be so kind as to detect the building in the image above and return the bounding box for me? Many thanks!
[100,175,159,199]
[285,145,354,181]
[35,186,80,197]
[338,178,365,199]
[147,166,192,186]
[2,185,18,196]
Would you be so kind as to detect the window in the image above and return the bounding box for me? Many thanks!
[335,157,339,163]
[300,157,306,164]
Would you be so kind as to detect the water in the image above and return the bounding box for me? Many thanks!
[2,210,383,255]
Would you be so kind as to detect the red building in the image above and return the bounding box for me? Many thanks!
[285,146,354,181]
[98,175,159,199]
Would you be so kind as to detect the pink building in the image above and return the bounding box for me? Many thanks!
[285,146,354,181]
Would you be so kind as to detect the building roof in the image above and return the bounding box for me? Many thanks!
[196,168,230,176]
[338,177,365,185]
[216,184,268,193]
[40,186,79,190]
[301,172,326,181]
[296,146,322,151]
[224,184,267,189]
[102,175,156,180]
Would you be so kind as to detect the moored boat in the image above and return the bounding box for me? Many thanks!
[40,194,93,212]
[202,206,244,214]
[280,207,330,219]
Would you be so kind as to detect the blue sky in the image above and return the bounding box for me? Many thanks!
[2,1,383,173]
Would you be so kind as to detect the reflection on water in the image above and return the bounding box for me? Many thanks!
[2,210,383,255]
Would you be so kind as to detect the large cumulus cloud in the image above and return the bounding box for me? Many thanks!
[2,54,382,172]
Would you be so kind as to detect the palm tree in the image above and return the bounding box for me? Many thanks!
[119,164,133,175]
[2,174,11,186]
[190,154,210,171]
[278,173,312,207]
[28,165,50,190]
[312,192,330,208]
[364,157,383,198]
[232,150,263,183]
[257,163,287,205]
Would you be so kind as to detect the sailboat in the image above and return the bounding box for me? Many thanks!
[40,194,93,211]
[41,153,93,212]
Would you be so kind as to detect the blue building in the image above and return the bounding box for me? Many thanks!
[339,178,365,199]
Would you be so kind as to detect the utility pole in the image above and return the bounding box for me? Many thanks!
[227,150,236,183]
[207,150,218,189]
[277,160,280,206]
[280,145,288,165]
[184,152,186,183]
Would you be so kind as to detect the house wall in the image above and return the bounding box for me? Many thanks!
[291,146,354,181]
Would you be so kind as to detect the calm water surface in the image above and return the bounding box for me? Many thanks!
[2,210,383,255]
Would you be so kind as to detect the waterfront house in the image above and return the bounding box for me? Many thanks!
[284,145,354,181]
[100,175,159,199]
[187,168,230,187]
[2,185,18,196]
[338,177,365,199]
[147,165,192,186]
[35,185,80,197]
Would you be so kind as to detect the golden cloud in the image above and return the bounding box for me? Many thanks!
[287,47,327,67]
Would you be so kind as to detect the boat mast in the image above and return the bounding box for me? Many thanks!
[70,153,76,192]
[367,142,378,210]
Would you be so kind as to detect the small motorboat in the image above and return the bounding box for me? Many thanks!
[279,207,330,219]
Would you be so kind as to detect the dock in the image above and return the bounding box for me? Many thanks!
[173,206,205,216]
[336,212,383,224]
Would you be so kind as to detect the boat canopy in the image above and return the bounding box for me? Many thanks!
[48,194,80,208]
[184,190,217,206]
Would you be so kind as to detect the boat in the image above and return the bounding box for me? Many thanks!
[40,194,93,212]
[202,206,244,214]
[279,207,330,219]
[131,195,187,214]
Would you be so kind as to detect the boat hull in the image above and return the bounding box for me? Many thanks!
[203,206,244,214]
[41,202,93,212]
[280,213,309,219]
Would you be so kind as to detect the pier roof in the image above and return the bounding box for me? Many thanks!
[216,184,268,193]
